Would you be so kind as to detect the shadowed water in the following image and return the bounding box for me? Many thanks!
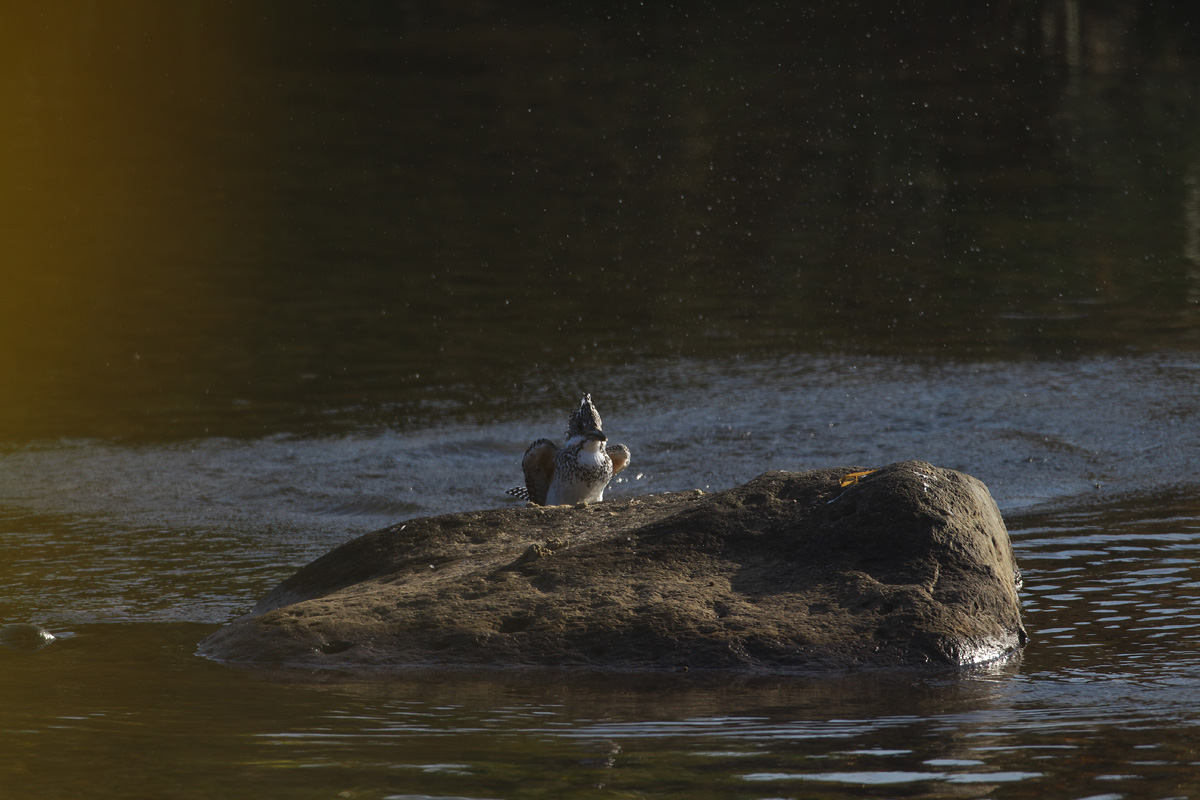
[4,1,1200,798]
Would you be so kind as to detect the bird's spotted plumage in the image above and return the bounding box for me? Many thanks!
[507,394,632,506]
[566,392,604,439]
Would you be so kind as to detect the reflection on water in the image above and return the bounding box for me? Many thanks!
[4,357,1200,794]
[4,537,1200,800]
[3,2,1200,443]
[1016,492,1200,672]
[5,1,1200,798]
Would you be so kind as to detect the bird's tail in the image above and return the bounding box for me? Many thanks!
[505,486,531,501]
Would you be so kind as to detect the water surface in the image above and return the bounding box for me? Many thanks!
[4,2,1200,798]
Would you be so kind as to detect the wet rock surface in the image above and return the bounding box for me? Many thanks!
[199,461,1025,671]
[0,623,57,652]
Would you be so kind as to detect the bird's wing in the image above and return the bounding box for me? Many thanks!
[608,443,631,476]
[520,438,559,505]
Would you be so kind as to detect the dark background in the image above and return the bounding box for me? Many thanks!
[3,1,1199,440]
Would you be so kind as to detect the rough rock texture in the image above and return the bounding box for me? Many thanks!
[199,461,1026,671]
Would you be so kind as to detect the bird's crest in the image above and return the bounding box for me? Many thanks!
[566,392,603,438]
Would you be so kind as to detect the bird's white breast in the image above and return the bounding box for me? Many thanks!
[576,447,607,470]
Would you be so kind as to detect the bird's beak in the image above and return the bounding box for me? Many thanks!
[587,429,607,442]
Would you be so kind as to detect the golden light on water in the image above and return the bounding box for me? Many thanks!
[8,6,1200,797]
[3,2,1200,444]
[1,4,263,439]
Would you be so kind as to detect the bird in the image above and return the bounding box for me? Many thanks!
[507,393,631,506]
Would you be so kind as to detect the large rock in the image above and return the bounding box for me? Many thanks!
[199,461,1026,671]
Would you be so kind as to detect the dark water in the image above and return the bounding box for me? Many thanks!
[5,2,1200,797]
